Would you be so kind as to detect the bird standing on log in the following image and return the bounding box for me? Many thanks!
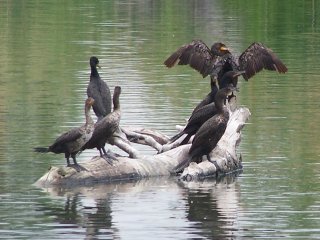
[87,56,112,122]
[173,86,236,173]
[81,86,122,163]
[34,98,95,167]
[170,71,243,145]
[164,40,288,86]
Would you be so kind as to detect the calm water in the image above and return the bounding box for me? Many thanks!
[0,0,320,239]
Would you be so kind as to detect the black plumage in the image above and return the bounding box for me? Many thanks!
[170,71,242,145]
[34,98,95,166]
[173,86,235,172]
[81,86,121,162]
[164,40,288,85]
[87,56,112,122]
[164,40,229,78]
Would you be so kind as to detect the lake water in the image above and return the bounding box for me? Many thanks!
[0,0,320,239]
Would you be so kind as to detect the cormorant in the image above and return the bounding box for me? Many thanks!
[164,40,288,85]
[170,71,243,144]
[34,98,95,166]
[173,86,235,173]
[87,56,112,122]
[81,86,121,163]
[164,41,229,78]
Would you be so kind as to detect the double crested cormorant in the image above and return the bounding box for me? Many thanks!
[87,56,112,122]
[173,86,235,173]
[81,86,121,162]
[34,98,95,166]
[164,41,229,77]
[164,40,288,85]
[170,71,242,144]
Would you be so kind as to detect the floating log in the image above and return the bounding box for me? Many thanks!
[34,107,251,188]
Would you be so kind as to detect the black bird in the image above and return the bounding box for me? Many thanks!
[164,40,288,85]
[173,86,235,173]
[81,86,121,163]
[34,98,95,167]
[164,41,229,78]
[170,71,243,145]
[87,56,112,122]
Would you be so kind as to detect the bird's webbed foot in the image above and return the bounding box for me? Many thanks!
[101,149,118,165]
[66,156,83,172]
[207,155,221,172]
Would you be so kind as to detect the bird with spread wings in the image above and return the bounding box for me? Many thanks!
[164,40,288,86]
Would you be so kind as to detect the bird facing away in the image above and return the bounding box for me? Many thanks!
[164,40,288,85]
[173,86,236,173]
[81,86,121,163]
[87,56,112,122]
[34,98,95,167]
[170,70,243,145]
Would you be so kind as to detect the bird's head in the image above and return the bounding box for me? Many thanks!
[211,42,230,56]
[219,70,246,88]
[85,97,95,106]
[90,56,100,68]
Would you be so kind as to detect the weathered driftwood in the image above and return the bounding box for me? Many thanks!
[34,107,250,188]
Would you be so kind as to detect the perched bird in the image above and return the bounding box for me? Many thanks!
[164,41,229,78]
[81,86,121,163]
[164,40,288,85]
[218,70,245,89]
[170,71,243,145]
[173,86,235,173]
[87,56,112,122]
[34,98,95,167]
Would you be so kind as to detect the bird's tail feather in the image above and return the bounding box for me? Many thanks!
[173,156,192,173]
[34,147,49,153]
[169,131,185,143]
[179,134,192,145]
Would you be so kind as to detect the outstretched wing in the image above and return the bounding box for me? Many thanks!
[49,128,82,153]
[164,40,216,78]
[238,42,288,80]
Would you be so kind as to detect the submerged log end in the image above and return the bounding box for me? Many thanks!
[179,151,243,181]
[179,107,250,181]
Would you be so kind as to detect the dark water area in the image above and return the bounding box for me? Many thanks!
[0,0,320,239]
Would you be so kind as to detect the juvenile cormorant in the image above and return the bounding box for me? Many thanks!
[81,86,121,162]
[173,86,235,172]
[87,56,112,122]
[164,40,288,85]
[34,98,95,166]
[170,71,242,144]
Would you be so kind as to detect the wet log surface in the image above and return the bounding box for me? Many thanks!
[34,107,250,188]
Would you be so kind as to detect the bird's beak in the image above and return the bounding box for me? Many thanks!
[97,64,101,69]
[228,86,239,93]
[220,46,230,51]
[233,71,246,78]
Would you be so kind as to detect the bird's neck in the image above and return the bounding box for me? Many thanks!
[90,65,99,78]
[113,93,120,110]
[210,82,218,97]
[215,96,227,113]
[84,105,94,126]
